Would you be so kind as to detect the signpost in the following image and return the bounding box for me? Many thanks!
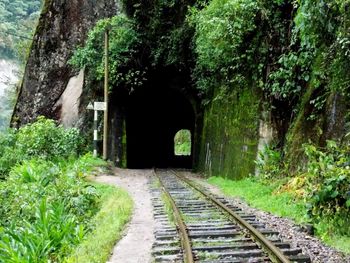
[94,102,107,111]
[87,102,107,157]
[87,27,110,159]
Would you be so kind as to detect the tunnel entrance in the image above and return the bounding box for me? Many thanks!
[125,86,195,169]
[108,68,202,169]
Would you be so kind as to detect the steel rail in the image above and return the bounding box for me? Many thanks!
[172,170,291,263]
[154,170,195,263]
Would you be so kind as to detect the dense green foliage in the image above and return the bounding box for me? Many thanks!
[0,155,103,262]
[303,141,350,236]
[190,0,263,97]
[70,15,142,92]
[65,184,133,263]
[0,117,83,177]
[256,140,350,249]
[0,0,42,60]
[174,129,191,155]
[121,0,196,70]
[70,0,196,93]
[0,118,119,262]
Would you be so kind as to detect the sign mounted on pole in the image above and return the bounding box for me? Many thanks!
[86,102,94,110]
[86,101,106,158]
[94,102,107,111]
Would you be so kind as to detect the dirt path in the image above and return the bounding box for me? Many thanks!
[95,169,155,263]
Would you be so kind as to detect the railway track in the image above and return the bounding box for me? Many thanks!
[151,169,311,263]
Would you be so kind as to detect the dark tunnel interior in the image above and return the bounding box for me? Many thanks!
[119,81,195,169]
[125,86,195,168]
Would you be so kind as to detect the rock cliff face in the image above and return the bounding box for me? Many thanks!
[12,0,118,127]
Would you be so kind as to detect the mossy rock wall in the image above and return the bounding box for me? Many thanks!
[198,88,260,179]
[285,88,350,173]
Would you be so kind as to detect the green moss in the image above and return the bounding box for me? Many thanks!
[198,88,259,179]
[284,86,315,172]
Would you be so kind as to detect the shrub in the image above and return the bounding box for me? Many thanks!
[190,0,263,96]
[69,15,142,92]
[255,145,283,179]
[0,155,102,262]
[15,117,83,159]
[304,141,350,235]
[0,117,83,178]
[0,129,18,176]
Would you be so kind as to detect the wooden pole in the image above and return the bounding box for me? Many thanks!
[103,29,109,160]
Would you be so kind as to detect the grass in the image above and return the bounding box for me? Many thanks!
[207,176,350,255]
[65,182,133,263]
[208,176,307,223]
[322,235,350,254]
[161,192,176,226]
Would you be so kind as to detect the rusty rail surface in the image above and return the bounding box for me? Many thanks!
[172,170,291,263]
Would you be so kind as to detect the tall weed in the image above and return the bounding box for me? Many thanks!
[0,154,103,261]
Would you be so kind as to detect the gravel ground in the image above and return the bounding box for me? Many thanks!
[182,171,350,263]
[95,168,155,263]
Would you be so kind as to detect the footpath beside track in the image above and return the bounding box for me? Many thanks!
[151,169,311,263]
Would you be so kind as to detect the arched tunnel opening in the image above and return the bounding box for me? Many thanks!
[126,86,195,168]
[107,71,201,169]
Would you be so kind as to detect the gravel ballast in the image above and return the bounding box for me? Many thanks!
[184,171,350,263]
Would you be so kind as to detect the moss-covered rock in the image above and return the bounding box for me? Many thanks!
[198,88,260,179]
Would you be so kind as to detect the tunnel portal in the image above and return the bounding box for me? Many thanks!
[125,86,195,168]
[108,74,199,169]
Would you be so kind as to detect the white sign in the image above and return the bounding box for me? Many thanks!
[94,102,107,111]
[86,102,94,110]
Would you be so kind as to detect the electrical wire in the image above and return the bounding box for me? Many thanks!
[0,30,33,40]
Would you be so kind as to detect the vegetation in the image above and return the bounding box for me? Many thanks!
[302,141,350,237]
[0,155,100,262]
[208,174,350,253]
[70,0,350,254]
[0,0,42,61]
[174,129,191,156]
[250,140,350,253]
[0,117,84,178]
[69,15,142,93]
[0,117,133,261]
[65,183,133,263]
[70,0,196,94]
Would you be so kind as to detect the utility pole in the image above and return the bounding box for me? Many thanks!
[103,28,109,160]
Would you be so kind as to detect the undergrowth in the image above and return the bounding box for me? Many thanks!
[208,175,350,254]
[0,117,133,261]
[65,183,133,263]
[210,140,350,254]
